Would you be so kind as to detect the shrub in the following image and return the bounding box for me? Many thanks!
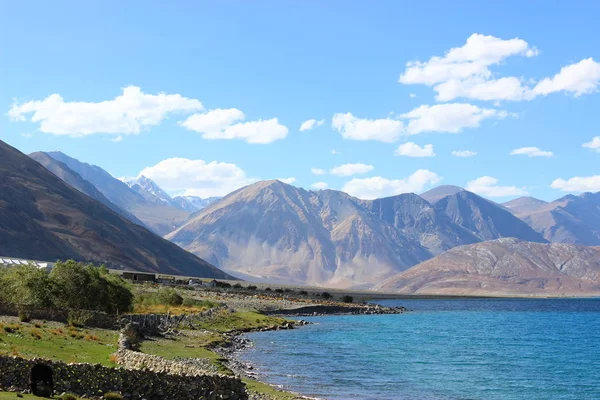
[274,289,284,293]
[341,295,354,303]
[3,326,14,333]
[68,310,94,327]
[156,287,184,306]
[284,288,292,293]
[264,287,272,292]
[232,283,243,289]
[321,292,332,299]
[246,285,257,290]
[299,290,308,296]
[103,393,124,400]
[61,394,79,400]
[18,312,30,323]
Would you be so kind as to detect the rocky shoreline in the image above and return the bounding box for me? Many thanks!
[213,303,408,399]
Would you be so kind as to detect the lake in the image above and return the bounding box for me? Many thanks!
[240,298,600,399]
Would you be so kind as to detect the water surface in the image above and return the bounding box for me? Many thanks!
[240,298,600,400]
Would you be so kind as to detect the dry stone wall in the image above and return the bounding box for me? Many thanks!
[0,355,247,400]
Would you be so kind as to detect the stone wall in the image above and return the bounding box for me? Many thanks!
[0,356,247,400]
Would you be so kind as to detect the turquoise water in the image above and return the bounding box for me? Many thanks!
[240,299,600,399]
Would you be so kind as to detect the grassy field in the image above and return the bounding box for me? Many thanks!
[0,319,118,366]
[193,310,288,332]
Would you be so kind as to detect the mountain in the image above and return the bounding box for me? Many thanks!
[502,196,548,218]
[0,140,231,279]
[420,185,465,204]
[515,193,600,246]
[121,175,174,207]
[166,180,548,287]
[375,238,600,296]
[432,190,547,243]
[172,196,221,213]
[29,152,147,228]
[43,152,190,235]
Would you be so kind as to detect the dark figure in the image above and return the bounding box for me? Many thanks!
[29,363,53,397]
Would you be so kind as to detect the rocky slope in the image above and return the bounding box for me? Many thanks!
[1,140,231,279]
[167,180,549,287]
[172,196,221,213]
[375,238,600,296]
[502,196,549,218]
[513,193,600,246]
[43,152,190,235]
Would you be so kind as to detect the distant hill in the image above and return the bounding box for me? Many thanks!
[121,175,176,207]
[29,152,147,228]
[515,193,600,246]
[375,238,600,296]
[172,196,221,213]
[502,196,549,218]
[420,185,465,204]
[1,140,231,279]
[44,152,190,235]
[166,180,549,287]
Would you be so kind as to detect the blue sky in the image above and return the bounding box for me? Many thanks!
[1,1,599,201]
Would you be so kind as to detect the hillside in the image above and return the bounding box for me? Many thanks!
[0,140,231,279]
[43,152,190,235]
[375,238,600,296]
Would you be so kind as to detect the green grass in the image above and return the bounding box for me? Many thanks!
[242,378,301,399]
[193,310,289,332]
[0,320,118,366]
[0,392,79,400]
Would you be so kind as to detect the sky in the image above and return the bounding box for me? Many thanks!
[1,1,600,201]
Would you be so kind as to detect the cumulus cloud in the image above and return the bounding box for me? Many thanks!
[583,136,600,152]
[330,149,340,155]
[333,103,508,141]
[332,112,404,142]
[409,93,417,98]
[342,170,442,200]
[400,103,509,135]
[299,119,324,132]
[533,58,600,97]
[8,86,204,137]
[330,163,374,177]
[311,168,326,175]
[510,147,554,157]
[111,136,124,143]
[138,157,255,198]
[452,150,477,157]
[311,181,329,190]
[466,176,527,197]
[394,142,435,157]
[181,108,288,144]
[551,175,600,192]
[278,177,297,184]
[398,33,600,102]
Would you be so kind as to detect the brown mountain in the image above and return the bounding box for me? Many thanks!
[375,238,600,296]
[510,193,600,246]
[43,151,190,235]
[167,180,548,287]
[502,196,548,218]
[0,140,231,279]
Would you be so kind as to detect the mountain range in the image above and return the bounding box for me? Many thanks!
[0,140,231,279]
[5,143,600,294]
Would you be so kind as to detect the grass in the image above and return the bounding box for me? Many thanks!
[242,378,302,400]
[193,310,289,332]
[131,303,215,315]
[0,319,118,366]
[0,392,77,399]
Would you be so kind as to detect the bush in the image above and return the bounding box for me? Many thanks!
[246,285,257,290]
[232,283,243,289]
[61,394,79,400]
[321,292,332,299]
[156,287,184,306]
[264,287,272,292]
[274,289,284,293]
[299,290,308,296]
[18,312,30,323]
[341,295,354,303]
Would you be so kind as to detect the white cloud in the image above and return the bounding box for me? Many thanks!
[311,181,329,190]
[399,33,538,86]
[400,103,509,135]
[332,112,404,142]
[434,76,532,102]
[181,109,288,144]
[533,58,600,97]
[466,176,527,197]
[278,177,296,184]
[583,136,600,152]
[111,136,124,143]
[299,119,324,132]
[333,103,508,141]
[342,170,441,200]
[510,147,554,157]
[330,149,340,155]
[311,168,326,175]
[409,93,417,98]
[452,150,477,157]
[551,175,600,192]
[394,142,435,157]
[21,133,33,139]
[8,86,203,137]
[330,163,374,177]
[138,157,255,198]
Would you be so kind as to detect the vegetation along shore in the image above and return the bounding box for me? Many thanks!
[0,260,405,400]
